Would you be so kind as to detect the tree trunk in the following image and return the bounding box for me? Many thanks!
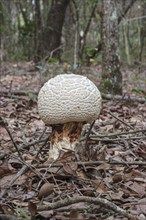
[34,0,42,63]
[63,2,75,63]
[42,0,70,60]
[123,22,131,65]
[139,1,146,63]
[101,0,122,95]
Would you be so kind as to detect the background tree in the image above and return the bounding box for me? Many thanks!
[139,1,146,64]
[100,0,122,95]
[41,0,70,61]
[34,0,42,63]
[63,1,75,64]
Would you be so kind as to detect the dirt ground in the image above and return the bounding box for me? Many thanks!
[0,62,146,220]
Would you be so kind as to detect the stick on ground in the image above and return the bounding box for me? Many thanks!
[37,195,144,220]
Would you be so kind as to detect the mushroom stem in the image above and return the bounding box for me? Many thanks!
[49,122,83,160]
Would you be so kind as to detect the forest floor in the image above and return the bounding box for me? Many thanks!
[0,62,146,220]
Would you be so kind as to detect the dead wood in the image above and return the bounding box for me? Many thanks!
[37,195,144,220]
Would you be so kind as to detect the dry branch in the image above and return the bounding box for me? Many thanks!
[38,159,146,169]
[102,93,145,104]
[37,195,143,220]
[0,165,28,198]
[108,111,134,129]
[90,135,146,142]
[0,117,23,161]
[92,128,146,138]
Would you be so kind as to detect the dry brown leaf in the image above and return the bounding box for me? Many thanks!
[94,163,111,171]
[0,174,16,187]
[63,162,77,175]
[109,191,124,201]
[69,210,85,220]
[125,181,145,196]
[136,198,146,214]
[0,167,13,178]
[129,182,145,197]
[76,170,87,179]
[112,173,123,183]
[28,201,37,216]
[38,182,54,199]
[59,150,74,162]
[92,179,107,193]
[0,204,15,216]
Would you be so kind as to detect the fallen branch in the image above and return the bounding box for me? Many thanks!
[85,120,95,152]
[0,90,38,96]
[0,154,49,198]
[102,93,145,104]
[37,195,143,220]
[92,128,146,138]
[108,111,134,129]
[38,159,146,168]
[0,117,23,161]
[90,135,146,142]
[0,165,28,198]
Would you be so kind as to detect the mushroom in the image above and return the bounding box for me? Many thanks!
[38,74,101,160]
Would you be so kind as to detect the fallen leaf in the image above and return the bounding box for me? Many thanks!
[0,167,13,178]
[69,210,85,220]
[63,162,77,175]
[38,182,54,199]
[28,201,37,216]
[136,198,146,214]
[92,179,107,193]
[112,173,123,183]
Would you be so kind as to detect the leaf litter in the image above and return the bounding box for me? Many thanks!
[0,62,146,220]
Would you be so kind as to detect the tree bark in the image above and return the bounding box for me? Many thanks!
[86,0,136,64]
[123,22,131,65]
[34,0,42,63]
[42,0,70,60]
[101,0,122,95]
[139,1,146,63]
[63,2,75,63]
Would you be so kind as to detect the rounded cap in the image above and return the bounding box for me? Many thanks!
[38,74,101,125]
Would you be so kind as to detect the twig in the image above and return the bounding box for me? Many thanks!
[0,90,38,96]
[108,111,134,129]
[35,135,50,158]
[11,154,49,182]
[38,127,47,140]
[49,46,62,59]
[92,128,146,138]
[85,120,95,151]
[90,135,146,142]
[102,93,145,104]
[38,159,146,168]
[18,138,47,150]
[18,128,50,151]
[0,117,23,161]
[0,165,28,198]
[1,154,49,198]
[37,195,143,220]
[79,1,98,56]
[8,80,13,97]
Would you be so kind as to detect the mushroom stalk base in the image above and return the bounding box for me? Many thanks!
[49,122,83,160]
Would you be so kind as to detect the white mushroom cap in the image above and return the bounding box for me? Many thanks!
[38,74,101,125]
